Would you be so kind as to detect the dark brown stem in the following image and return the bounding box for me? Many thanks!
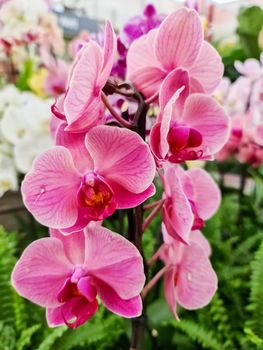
[101,92,132,128]
[128,93,149,350]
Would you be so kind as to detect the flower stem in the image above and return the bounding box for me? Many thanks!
[142,200,164,232]
[145,91,159,105]
[143,199,163,211]
[101,92,133,128]
[128,92,149,350]
[141,265,170,299]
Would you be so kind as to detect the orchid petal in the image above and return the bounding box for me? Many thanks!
[96,280,142,318]
[155,8,203,70]
[21,147,81,229]
[84,225,145,299]
[176,242,217,309]
[11,238,72,308]
[86,126,155,193]
[189,41,223,94]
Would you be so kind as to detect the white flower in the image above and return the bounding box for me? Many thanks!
[14,133,52,173]
[0,85,21,116]
[0,0,49,41]
[1,94,52,145]
[0,153,18,197]
[0,88,54,181]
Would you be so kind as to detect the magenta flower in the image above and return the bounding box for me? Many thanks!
[11,224,145,328]
[162,164,221,244]
[150,69,230,163]
[160,226,217,318]
[127,7,223,98]
[122,4,165,46]
[52,21,116,133]
[22,125,156,232]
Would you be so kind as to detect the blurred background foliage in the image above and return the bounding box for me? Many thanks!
[218,5,263,81]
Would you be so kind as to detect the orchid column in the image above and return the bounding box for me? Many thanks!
[11,6,230,350]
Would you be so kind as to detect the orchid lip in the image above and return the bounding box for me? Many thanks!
[77,172,117,220]
[167,123,203,162]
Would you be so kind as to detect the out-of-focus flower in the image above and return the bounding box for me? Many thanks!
[28,67,48,98]
[68,31,90,59]
[121,4,166,46]
[0,88,53,175]
[0,0,49,43]
[215,56,263,167]
[0,152,18,196]
[44,59,69,97]
[258,28,263,51]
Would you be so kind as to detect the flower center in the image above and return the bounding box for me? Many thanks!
[78,172,117,220]
[167,124,203,162]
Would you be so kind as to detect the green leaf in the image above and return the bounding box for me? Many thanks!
[237,6,263,58]
[16,324,41,350]
[169,319,223,350]
[246,238,263,338]
[15,59,34,91]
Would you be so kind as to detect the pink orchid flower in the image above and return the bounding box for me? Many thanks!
[162,164,220,244]
[52,21,116,133]
[234,54,263,81]
[22,125,156,233]
[160,226,217,318]
[150,69,230,163]
[127,7,223,98]
[44,59,69,97]
[11,224,145,328]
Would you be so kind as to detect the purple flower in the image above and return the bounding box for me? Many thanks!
[111,4,166,80]
[122,4,166,46]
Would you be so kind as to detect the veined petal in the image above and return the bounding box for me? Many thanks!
[176,242,217,309]
[109,182,156,208]
[163,166,193,243]
[86,126,156,193]
[98,20,116,86]
[50,228,85,265]
[182,94,230,155]
[55,122,94,173]
[128,66,166,98]
[189,41,223,94]
[84,225,145,299]
[155,8,203,70]
[21,147,82,229]
[186,168,221,220]
[127,29,161,79]
[11,238,72,308]
[159,68,190,113]
[64,42,103,125]
[190,230,212,257]
[96,280,142,318]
